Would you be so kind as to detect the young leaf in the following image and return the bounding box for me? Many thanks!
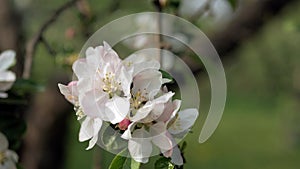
[109,154,127,169]
[131,159,141,169]
[160,69,174,83]
[228,0,238,10]
[155,157,171,169]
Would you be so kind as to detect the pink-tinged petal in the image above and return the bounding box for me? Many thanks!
[80,90,108,119]
[72,59,89,79]
[157,100,181,122]
[105,96,130,124]
[128,128,152,163]
[58,82,78,104]
[150,122,173,152]
[168,108,199,135]
[0,50,15,71]
[132,69,162,99]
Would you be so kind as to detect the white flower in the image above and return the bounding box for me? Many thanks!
[58,81,103,150]
[124,97,199,165]
[0,132,18,169]
[73,42,132,124]
[58,81,79,106]
[0,50,16,98]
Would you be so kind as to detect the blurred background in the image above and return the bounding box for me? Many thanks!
[0,0,300,169]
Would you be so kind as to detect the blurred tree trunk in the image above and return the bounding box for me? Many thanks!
[21,74,72,169]
[0,0,24,76]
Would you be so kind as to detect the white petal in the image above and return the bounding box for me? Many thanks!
[168,108,199,134]
[102,42,121,70]
[77,78,93,95]
[116,66,132,97]
[150,122,173,152]
[0,92,8,98]
[0,71,16,92]
[86,46,103,72]
[0,132,9,151]
[0,71,16,82]
[132,69,162,99]
[79,117,94,142]
[128,128,152,163]
[0,81,14,92]
[0,50,15,71]
[58,81,78,104]
[5,150,18,162]
[121,122,136,140]
[1,159,17,169]
[105,96,130,124]
[130,92,174,122]
[80,90,108,119]
[86,118,103,150]
[170,145,183,166]
[157,100,181,122]
[72,59,90,79]
[86,134,98,150]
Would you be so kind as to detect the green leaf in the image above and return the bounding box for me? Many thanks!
[10,78,44,97]
[155,157,172,169]
[180,141,187,152]
[160,69,174,83]
[131,159,141,169]
[0,114,26,150]
[109,154,127,169]
[228,0,238,10]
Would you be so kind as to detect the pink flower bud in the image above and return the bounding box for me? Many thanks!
[118,118,131,130]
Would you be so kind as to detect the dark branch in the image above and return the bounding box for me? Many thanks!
[22,0,78,79]
[192,0,297,74]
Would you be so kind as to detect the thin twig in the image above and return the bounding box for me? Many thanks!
[153,0,164,63]
[22,0,78,79]
[40,36,56,56]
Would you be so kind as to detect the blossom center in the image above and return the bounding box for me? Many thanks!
[130,90,147,109]
[102,72,121,96]
[0,151,6,164]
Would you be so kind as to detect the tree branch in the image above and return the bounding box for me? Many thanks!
[191,0,297,74]
[22,0,78,79]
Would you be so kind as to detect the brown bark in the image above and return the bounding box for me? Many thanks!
[0,0,24,77]
[21,74,72,169]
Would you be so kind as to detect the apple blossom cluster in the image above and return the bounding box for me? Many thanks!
[58,42,198,165]
[0,50,16,98]
[0,132,18,169]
